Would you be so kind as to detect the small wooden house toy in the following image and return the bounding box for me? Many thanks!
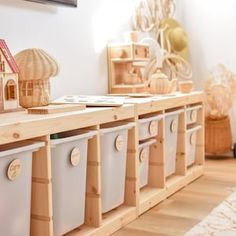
[0,39,21,113]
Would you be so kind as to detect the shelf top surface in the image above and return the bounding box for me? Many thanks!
[0,91,203,144]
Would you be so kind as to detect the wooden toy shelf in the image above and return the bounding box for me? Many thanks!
[0,91,204,236]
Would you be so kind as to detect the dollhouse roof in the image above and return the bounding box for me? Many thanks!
[0,39,19,73]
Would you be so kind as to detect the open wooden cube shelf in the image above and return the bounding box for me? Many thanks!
[0,92,204,236]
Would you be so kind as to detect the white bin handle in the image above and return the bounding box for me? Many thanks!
[139,139,156,162]
[0,141,45,158]
[186,105,202,112]
[138,139,156,149]
[165,109,184,117]
[51,130,97,146]
[99,122,135,135]
[138,114,163,124]
[186,125,202,134]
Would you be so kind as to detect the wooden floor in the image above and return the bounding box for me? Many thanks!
[113,157,236,236]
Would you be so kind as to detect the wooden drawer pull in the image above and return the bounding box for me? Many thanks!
[115,135,124,152]
[190,110,197,122]
[190,133,196,145]
[170,120,177,133]
[70,147,81,167]
[149,120,158,136]
[139,148,148,162]
[7,159,22,181]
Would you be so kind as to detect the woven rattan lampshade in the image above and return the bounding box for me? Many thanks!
[14,48,59,108]
[14,48,59,81]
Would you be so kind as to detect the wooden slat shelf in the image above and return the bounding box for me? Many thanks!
[0,105,134,145]
[66,206,137,236]
[139,187,166,215]
[0,91,205,236]
[125,91,203,115]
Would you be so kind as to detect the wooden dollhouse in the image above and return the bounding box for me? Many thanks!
[0,39,20,113]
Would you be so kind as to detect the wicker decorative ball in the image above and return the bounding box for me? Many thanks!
[14,48,59,108]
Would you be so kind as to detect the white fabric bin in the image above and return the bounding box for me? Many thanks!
[100,122,134,213]
[139,139,156,188]
[138,115,163,141]
[51,130,96,236]
[186,126,201,166]
[0,141,44,236]
[186,105,202,125]
[165,109,183,177]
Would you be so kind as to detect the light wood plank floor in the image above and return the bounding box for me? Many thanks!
[113,157,236,236]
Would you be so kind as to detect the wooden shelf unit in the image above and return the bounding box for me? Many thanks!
[0,91,204,236]
[125,91,205,215]
[107,42,150,94]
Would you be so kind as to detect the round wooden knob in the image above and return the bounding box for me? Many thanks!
[170,120,177,133]
[149,120,158,136]
[190,110,197,122]
[7,159,22,181]
[115,135,124,152]
[70,147,80,167]
[139,148,148,162]
[190,133,196,145]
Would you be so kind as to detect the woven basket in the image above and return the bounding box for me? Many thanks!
[19,80,50,108]
[205,116,232,154]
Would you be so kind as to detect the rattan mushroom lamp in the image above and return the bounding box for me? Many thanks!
[14,49,59,108]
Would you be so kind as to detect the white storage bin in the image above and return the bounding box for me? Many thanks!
[139,139,156,188]
[0,141,44,236]
[138,114,163,141]
[100,122,134,213]
[165,110,183,177]
[186,105,202,125]
[186,126,201,166]
[51,130,96,236]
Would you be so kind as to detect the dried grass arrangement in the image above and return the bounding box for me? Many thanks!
[205,64,236,120]
[15,49,59,108]
[205,64,236,154]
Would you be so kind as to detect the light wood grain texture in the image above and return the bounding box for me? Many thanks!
[125,116,139,207]
[31,135,53,236]
[114,157,236,236]
[126,92,204,115]
[31,219,53,236]
[27,104,86,114]
[0,105,134,145]
[85,128,102,227]
[149,114,165,188]
[66,206,137,236]
[176,110,186,175]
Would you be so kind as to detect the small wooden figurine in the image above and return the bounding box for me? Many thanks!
[0,39,21,113]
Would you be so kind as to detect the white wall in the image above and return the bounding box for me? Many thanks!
[176,0,236,142]
[1,0,235,141]
[0,0,138,98]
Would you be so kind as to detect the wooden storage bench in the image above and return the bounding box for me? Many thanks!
[0,92,204,236]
